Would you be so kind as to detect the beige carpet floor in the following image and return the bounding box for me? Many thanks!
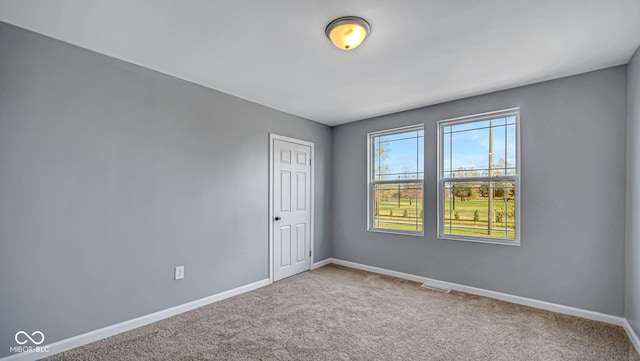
[46,265,639,360]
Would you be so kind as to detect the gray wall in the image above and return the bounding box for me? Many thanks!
[0,18,633,358]
[627,46,640,337]
[332,66,627,316]
[0,22,331,356]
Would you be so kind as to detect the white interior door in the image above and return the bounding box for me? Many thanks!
[272,138,312,281]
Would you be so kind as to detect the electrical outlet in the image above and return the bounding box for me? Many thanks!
[174,266,184,280]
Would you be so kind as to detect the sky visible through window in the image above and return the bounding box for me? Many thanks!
[374,129,424,180]
[373,117,515,178]
[443,116,516,177]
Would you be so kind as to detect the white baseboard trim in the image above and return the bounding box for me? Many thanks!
[623,319,640,356]
[3,260,635,360]
[1,278,270,361]
[311,258,332,270]
[330,258,625,326]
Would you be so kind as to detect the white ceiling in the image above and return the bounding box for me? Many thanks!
[1,1,639,126]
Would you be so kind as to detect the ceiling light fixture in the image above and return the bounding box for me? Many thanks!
[325,16,370,51]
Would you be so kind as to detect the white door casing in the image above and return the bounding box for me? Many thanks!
[270,135,313,282]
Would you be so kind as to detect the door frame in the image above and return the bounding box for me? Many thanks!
[268,133,315,283]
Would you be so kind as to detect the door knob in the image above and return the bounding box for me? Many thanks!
[274,217,281,221]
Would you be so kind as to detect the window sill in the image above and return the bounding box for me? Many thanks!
[437,233,520,246]
[368,228,424,237]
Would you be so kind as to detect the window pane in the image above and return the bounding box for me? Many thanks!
[443,132,451,175]
[443,181,516,240]
[373,182,423,232]
[506,124,516,175]
[443,118,517,178]
[492,117,506,126]
[374,130,424,181]
[449,126,489,176]
[444,120,489,133]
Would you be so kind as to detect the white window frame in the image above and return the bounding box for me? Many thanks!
[367,124,424,236]
[437,108,521,246]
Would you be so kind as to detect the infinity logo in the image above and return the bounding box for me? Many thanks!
[15,331,45,345]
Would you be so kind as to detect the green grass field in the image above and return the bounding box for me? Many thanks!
[373,221,423,232]
[374,199,422,232]
[443,197,515,239]
[373,196,515,239]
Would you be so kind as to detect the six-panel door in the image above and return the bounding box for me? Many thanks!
[273,139,311,281]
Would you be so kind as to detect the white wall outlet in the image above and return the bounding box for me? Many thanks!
[174,266,185,280]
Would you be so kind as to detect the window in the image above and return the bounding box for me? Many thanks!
[368,125,424,235]
[438,108,520,245]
